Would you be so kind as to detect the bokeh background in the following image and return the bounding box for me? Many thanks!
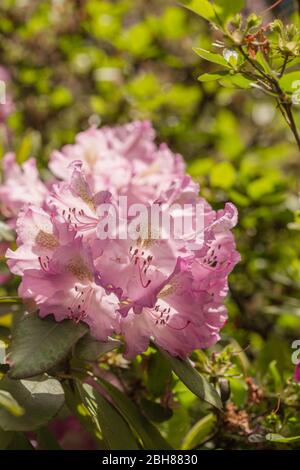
[1,0,300,449]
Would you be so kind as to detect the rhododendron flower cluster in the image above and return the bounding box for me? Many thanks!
[3,121,240,358]
[0,153,48,225]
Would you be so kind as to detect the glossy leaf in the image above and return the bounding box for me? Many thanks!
[78,382,139,450]
[0,430,34,450]
[159,349,222,410]
[140,398,173,423]
[9,313,88,379]
[147,351,172,397]
[193,48,229,67]
[0,376,64,431]
[181,0,216,22]
[75,335,121,361]
[95,376,173,450]
[181,413,217,449]
[0,390,24,417]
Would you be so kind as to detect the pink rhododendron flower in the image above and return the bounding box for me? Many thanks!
[9,218,118,341]
[49,121,187,204]
[0,153,48,225]
[6,120,240,358]
[47,161,109,239]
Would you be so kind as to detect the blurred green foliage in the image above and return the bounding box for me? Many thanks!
[0,0,300,450]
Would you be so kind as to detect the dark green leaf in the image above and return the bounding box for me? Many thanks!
[0,428,14,449]
[75,334,121,361]
[0,390,24,417]
[9,313,88,379]
[78,382,139,450]
[0,376,64,431]
[159,349,222,410]
[36,427,62,450]
[147,351,172,397]
[5,432,34,450]
[140,398,173,423]
[63,383,103,445]
[95,376,173,450]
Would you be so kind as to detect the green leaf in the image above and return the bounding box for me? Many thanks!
[0,428,14,449]
[140,398,173,423]
[95,376,173,450]
[78,382,139,450]
[9,313,88,379]
[75,335,121,361]
[50,86,73,109]
[198,71,229,82]
[266,433,300,443]
[213,0,245,22]
[147,351,172,398]
[229,378,247,406]
[211,161,237,190]
[63,383,103,445]
[254,50,272,74]
[180,1,216,22]
[0,429,34,450]
[279,71,300,93]
[36,428,62,450]
[193,48,229,67]
[219,73,253,89]
[0,390,24,417]
[160,407,190,449]
[286,57,300,70]
[0,376,64,431]
[247,177,275,200]
[181,413,217,449]
[5,432,34,450]
[268,360,282,393]
[159,349,222,410]
[16,134,32,164]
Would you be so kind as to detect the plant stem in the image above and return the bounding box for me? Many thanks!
[239,46,300,151]
[284,103,300,150]
[279,55,288,78]
[273,81,300,151]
